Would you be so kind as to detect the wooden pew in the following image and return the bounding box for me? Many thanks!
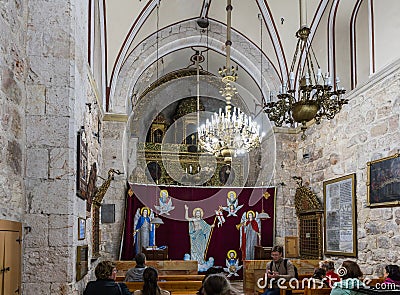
[114,260,198,276]
[304,286,331,295]
[244,259,320,295]
[116,274,205,282]
[124,280,202,295]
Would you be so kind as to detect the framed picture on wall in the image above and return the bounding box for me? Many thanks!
[78,218,86,240]
[324,174,357,257]
[367,153,400,207]
[76,127,88,200]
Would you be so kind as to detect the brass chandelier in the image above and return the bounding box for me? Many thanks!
[263,24,348,139]
[197,0,261,163]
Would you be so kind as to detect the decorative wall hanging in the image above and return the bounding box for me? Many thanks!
[367,153,400,207]
[76,127,88,199]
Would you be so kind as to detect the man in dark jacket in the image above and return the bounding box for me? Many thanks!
[84,260,131,295]
[125,253,147,282]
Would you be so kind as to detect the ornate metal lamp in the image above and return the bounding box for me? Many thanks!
[197,0,261,163]
[263,4,348,139]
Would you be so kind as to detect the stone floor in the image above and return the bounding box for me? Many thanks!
[230,280,244,294]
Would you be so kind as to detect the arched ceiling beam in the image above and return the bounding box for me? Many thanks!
[111,19,280,114]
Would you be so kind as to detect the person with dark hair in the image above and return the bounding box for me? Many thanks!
[312,268,329,288]
[84,260,132,295]
[197,267,225,295]
[383,265,400,286]
[202,274,231,295]
[133,266,170,295]
[262,245,295,295]
[320,260,340,287]
[125,253,147,282]
[330,260,365,295]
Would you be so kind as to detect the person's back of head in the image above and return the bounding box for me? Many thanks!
[95,260,116,280]
[135,252,146,267]
[203,274,231,295]
[385,265,400,281]
[142,266,160,295]
[312,268,326,280]
[341,260,363,279]
[320,260,335,272]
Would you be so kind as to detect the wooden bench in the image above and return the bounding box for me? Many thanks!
[116,274,205,282]
[304,286,331,295]
[124,280,202,295]
[245,259,320,295]
[114,260,198,276]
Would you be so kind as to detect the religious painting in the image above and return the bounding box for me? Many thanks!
[78,217,86,240]
[154,189,175,215]
[223,250,242,277]
[323,174,356,257]
[367,153,400,207]
[76,127,88,200]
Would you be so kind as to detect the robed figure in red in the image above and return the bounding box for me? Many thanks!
[239,210,261,260]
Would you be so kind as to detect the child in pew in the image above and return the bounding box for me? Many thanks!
[84,260,132,295]
[320,260,340,288]
[133,267,170,295]
[383,265,400,286]
[125,253,147,282]
[311,268,330,288]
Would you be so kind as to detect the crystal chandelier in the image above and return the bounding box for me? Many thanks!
[197,0,261,163]
[263,3,348,139]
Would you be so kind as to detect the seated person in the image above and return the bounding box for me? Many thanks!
[84,260,131,295]
[330,260,365,295]
[312,268,329,288]
[262,245,295,295]
[320,260,340,287]
[133,267,170,295]
[197,267,226,295]
[202,273,240,295]
[383,265,400,286]
[125,253,147,282]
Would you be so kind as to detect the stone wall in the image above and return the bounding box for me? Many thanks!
[277,60,400,277]
[0,0,28,221]
[22,0,101,294]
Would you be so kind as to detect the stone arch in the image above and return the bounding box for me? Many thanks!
[110,19,281,114]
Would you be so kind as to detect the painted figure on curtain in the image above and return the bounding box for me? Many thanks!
[239,210,261,260]
[224,250,242,277]
[222,191,243,217]
[154,189,175,215]
[184,204,215,270]
[133,207,155,254]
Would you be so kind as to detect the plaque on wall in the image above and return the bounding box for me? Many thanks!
[76,245,88,281]
[101,204,115,223]
[323,174,356,257]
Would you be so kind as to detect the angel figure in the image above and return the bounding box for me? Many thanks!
[223,250,242,277]
[154,189,175,215]
[133,207,155,254]
[238,210,261,260]
[222,191,243,217]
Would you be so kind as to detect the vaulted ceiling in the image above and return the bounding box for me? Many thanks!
[91,0,400,113]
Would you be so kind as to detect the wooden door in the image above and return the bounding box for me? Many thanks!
[4,231,21,294]
[285,236,299,258]
[0,220,22,295]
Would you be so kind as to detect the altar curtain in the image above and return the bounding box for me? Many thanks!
[121,184,275,267]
